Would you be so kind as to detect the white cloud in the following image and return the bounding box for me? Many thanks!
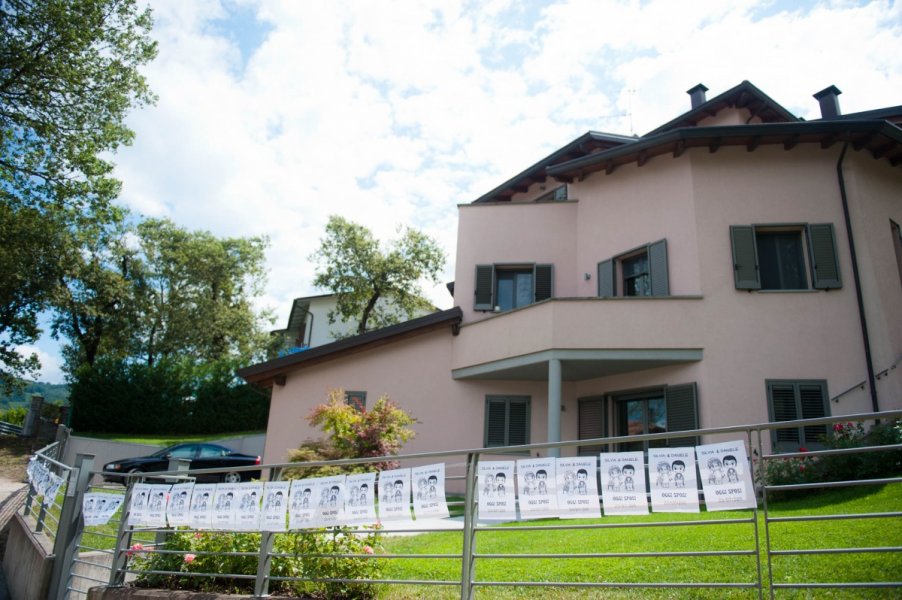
[104,0,902,332]
[16,345,65,385]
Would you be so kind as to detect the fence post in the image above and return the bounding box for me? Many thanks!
[109,477,139,586]
[46,453,94,600]
[459,452,479,600]
[23,394,44,437]
[255,467,281,597]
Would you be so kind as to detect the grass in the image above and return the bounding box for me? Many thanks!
[375,484,902,599]
[74,430,265,446]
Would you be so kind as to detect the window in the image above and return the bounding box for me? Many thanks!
[578,397,606,456]
[767,380,829,452]
[345,391,367,411]
[892,220,902,288]
[730,224,841,290]
[598,239,669,297]
[535,184,568,203]
[612,383,698,450]
[199,444,227,458]
[474,264,553,311]
[484,396,530,447]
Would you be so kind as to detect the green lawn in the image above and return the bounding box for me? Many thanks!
[376,484,902,599]
[75,431,265,446]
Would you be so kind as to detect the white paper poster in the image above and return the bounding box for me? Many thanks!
[648,448,699,513]
[261,481,290,531]
[43,473,65,506]
[288,479,318,529]
[212,484,240,530]
[555,457,601,519]
[128,483,153,526]
[412,463,450,520]
[378,468,411,521]
[236,482,264,531]
[188,484,216,529]
[313,475,346,527]
[345,472,377,525]
[477,461,516,520]
[517,457,558,519]
[696,441,756,511]
[83,492,124,526]
[166,483,194,527]
[600,452,648,515]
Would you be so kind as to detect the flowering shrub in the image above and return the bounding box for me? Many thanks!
[759,419,902,494]
[131,526,383,599]
[287,388,417,478]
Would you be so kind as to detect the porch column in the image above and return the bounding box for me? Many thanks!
[547,358,562,458]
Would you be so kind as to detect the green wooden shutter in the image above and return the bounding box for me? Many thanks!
[768,382,800,446]
[799,383,828,444]
[485,398,507,446]
[578,397,605,455]
[534,264,553,302]
[648,239,670,296]
[474,265,494,311]
[665,383,698,447]
[807,224,842,289]
[730,225,761,290]
[597,259,615,297]
[508,399,530,446]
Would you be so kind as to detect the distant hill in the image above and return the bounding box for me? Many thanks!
[0,381,69,409]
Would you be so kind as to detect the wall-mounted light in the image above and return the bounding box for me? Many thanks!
[584,273,591,280]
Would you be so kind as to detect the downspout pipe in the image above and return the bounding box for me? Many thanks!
[836,142,879,412]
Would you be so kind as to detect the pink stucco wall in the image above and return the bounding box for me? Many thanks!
[265,124,901,464]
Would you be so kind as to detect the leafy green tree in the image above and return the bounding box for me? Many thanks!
[0,0,156,387]
[129,219,273,366]
[0,204,64,391]
[51,218,138,372]
[53,218,274,374]
[311,216,445,336]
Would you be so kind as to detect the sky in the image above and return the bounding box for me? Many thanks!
[24,0,902,384]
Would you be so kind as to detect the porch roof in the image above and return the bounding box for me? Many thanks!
[451,348,703,381]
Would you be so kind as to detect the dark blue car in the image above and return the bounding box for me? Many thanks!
[102,442,261,484]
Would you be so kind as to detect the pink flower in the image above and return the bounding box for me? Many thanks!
[194,532,203,539]
[184,553,196,564]
[833,423,843,432]
[127,543,144,557]
[362,546,374,555]
[799,465,805,471]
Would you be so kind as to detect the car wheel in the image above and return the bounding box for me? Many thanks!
[222,471,242,483]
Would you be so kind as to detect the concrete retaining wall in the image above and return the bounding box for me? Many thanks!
[2,513,53,600]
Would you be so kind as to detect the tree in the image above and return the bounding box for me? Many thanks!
[0,204,63,392]
[52,218,274,375]
[0,0,156,386]
[311,216,445,336]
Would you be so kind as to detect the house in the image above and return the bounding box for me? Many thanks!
[269,293,436,357]
[241,81,902,464]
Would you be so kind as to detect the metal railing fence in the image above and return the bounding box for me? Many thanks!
[40,410,902,600]
[22,440,68,540]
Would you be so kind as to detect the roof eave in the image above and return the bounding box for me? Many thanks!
[238,307,464,387]
[471,131,636,204]
[547,120,902,180]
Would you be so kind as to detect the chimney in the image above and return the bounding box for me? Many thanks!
[687,84,709,109]
[813,85,842,119]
